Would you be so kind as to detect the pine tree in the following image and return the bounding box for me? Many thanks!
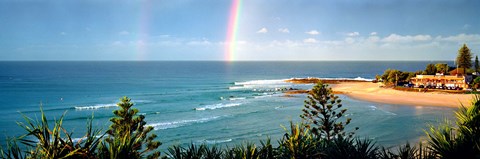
[456,44,472,74]
[99,96,161,159]
[475,55,479,73]
[300,82,357,141]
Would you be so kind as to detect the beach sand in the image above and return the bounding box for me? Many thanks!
[330,82,474,108]
[284,78,474,108]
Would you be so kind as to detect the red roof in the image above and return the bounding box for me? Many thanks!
[449,68,466,76]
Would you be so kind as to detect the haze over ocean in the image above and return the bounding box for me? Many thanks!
[0,61,456,149]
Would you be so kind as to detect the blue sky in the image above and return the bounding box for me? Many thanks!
[0,0,479,61]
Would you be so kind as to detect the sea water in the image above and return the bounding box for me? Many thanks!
[0,61,457,149]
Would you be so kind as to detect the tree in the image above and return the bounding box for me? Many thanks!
[475,55,479,73]
[381,69,402,85]
[300,82,357,141]
[98,96,161,159]
[456,44,472,74]
[425,63,437,75]
[435,63,449,74]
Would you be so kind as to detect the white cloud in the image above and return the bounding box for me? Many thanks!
[436,34,480,44]
[347,32,360,36]
[345,37,355,44]
[382,34,432,43]
[278,28,290,33]
[60,32,66,35]
[370,32,377,36]
[119,31,130,35]
[303,38,318,43]
[463,24,471,30]
[234,33,480,60]
[257,27,268,33]
[305,30,320,35]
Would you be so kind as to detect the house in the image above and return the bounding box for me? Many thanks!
[410,74,471,89]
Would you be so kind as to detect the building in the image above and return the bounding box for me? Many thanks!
[410,74,471,89]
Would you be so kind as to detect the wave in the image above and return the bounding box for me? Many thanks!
[230,79,292,90]
[368,105,396,115]
[229,97,246,101]
[74,103,117,110]
[230,77,373,90]
[234,79,288,86]
[198,138,233,144]
[147,116,221,130]
[73,100,153,110]
[195,103,242,111]
[275,106,286,109]
[71,135,104,143]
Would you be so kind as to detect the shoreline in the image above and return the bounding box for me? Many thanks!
[285,78,473,108]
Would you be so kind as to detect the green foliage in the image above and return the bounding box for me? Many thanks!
[456,44,473,73]
[475,55,479,72]
[381,69,416,85]
[0,107,104,159]
[425,95,480,158]
[276,122,323,159]
[378,142,436,159]
[323,137,378,159]
[435,63,449,74]
[0,138,26,159]
[424,64,437,75]
[472,77,480,89]
[300,82,356,140]
[98,96,161,159]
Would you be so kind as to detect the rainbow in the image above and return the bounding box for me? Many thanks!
[225,0,242,61]
[136,2,151,60]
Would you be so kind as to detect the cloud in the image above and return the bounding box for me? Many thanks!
[60,32,66,35]
[119,31,130,35]
[382,34,432,43]
[278,28,290,33]
[303,38,318,43]
[435,34,480,44]
[462,24,471,30]
[347,32,360,36]
[370,32,377,36]
[305,30,320,35]
[234,33,480,60]
[257,27,268,33]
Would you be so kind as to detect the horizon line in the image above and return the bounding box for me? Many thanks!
[0,60,457,62]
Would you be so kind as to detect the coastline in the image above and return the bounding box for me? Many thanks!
[285,78,473,108]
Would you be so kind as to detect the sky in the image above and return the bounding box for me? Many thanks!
[0,0,479,61]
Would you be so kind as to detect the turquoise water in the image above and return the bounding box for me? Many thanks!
[0,61,457,149]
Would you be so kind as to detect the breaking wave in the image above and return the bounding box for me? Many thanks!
[73,100,154,110]
[195,103,242,111]
[74,103,117,110]
[197,138,233,144]
[147,116,221,130]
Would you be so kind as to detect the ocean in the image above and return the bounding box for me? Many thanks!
[0,61,457,149]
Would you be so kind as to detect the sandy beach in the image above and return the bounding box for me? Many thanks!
[332,82,474,108]
[285,78,474,108]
